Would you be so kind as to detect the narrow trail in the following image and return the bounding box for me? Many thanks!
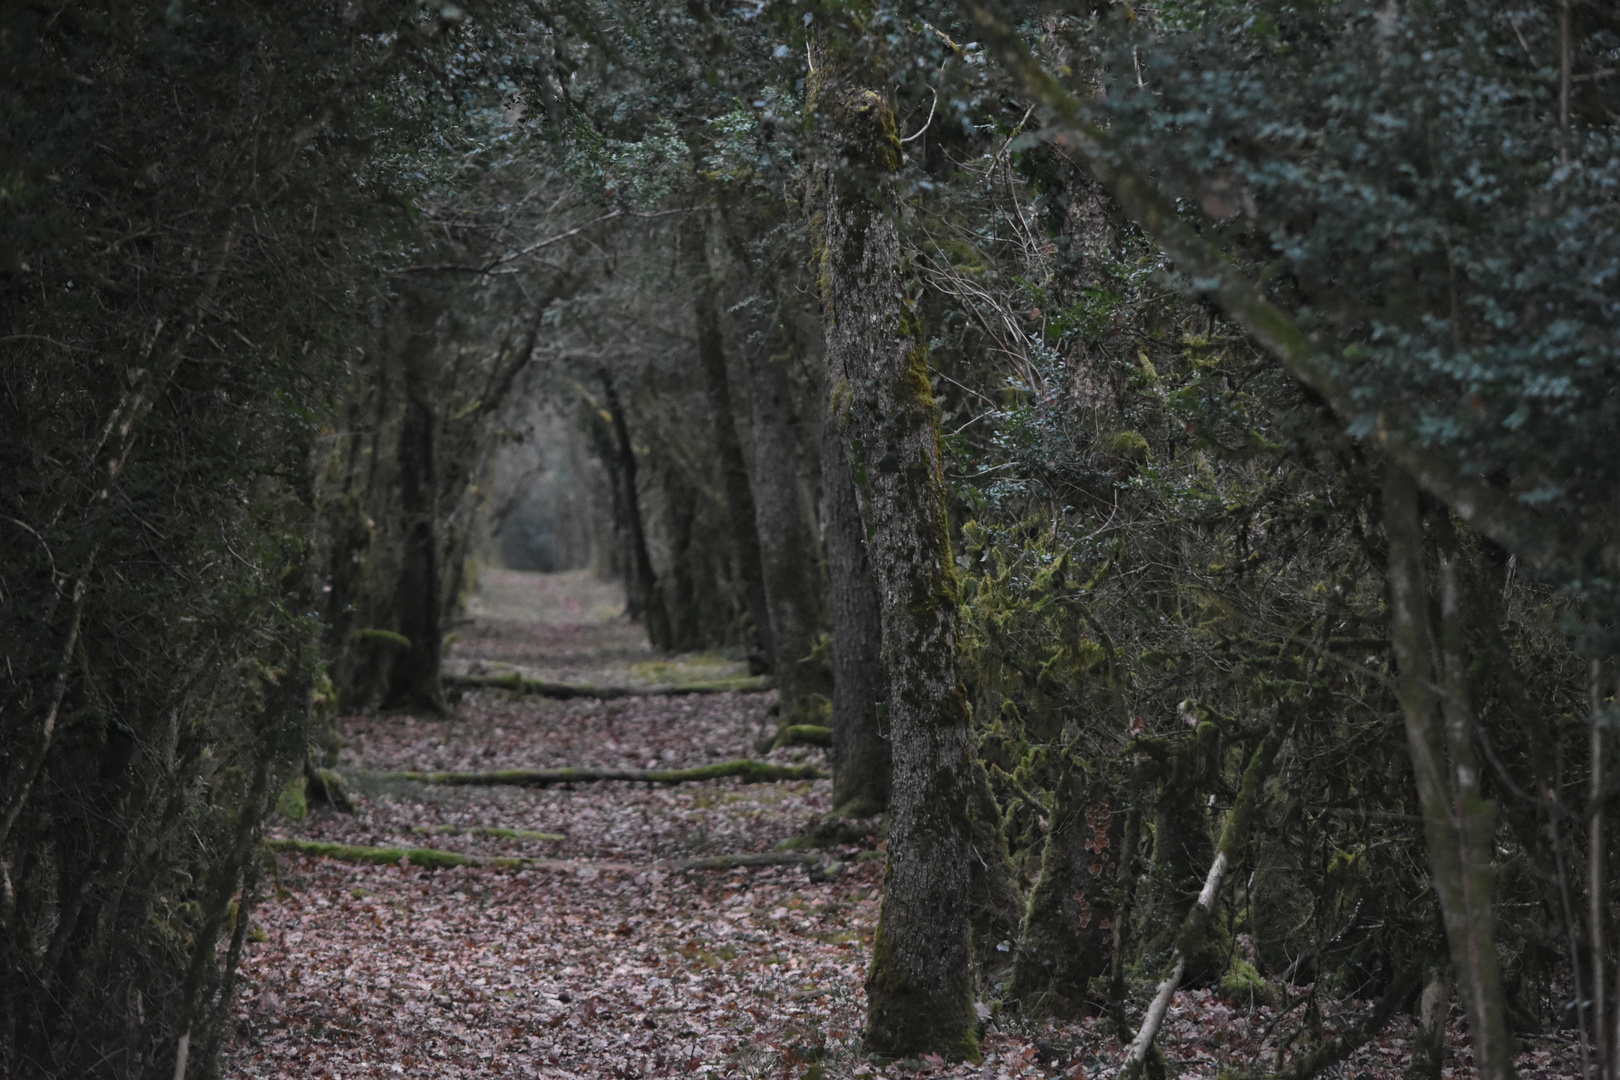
[226,570,881,1079]
[222,571,1575,1080]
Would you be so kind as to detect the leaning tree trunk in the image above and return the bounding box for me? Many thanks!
[822,418,890,818]
[1383,466,1516,1080]
[385,294,446,714]
[747,338,825,721]
[686,214,775,668]
[807,55,979,1061]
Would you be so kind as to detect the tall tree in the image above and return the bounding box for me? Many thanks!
[807,40,980,1060]
[821,419,890,817]
[686,212,776,667]
[384,287,450,713]
[601,373,672,650]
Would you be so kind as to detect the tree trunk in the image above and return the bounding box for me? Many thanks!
[747,338,826,721]
[686,214,774,668]
[807,56,979,1061]
[1121,724,1283,1079]
[601,373,672,651]
[1404,964,1450,1080]
[1383,465,1516,1080]
[822,420,890,818]
[385,295,446,714]
[1010,760,1122,1016]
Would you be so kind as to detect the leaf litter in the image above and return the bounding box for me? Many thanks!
[225,571,1582,1079]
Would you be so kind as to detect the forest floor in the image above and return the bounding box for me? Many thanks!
[224,570,1582,1080]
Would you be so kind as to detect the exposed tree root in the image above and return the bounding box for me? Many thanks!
[265,838,836,877]
[443,671,772,698]
[359,759,826,788]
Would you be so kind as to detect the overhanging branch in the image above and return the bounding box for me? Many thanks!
[962,2,1556,567]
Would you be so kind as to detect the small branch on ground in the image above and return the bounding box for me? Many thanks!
[358,759,826,788]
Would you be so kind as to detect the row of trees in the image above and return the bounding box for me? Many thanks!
[4,0,1618,1077]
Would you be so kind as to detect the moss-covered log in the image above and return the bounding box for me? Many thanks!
[266,838,530,870]
[359,758,825,787]
[776,724,833,748]
[410,825,565,841]
[266,838,831,876]
[443,671,772,698]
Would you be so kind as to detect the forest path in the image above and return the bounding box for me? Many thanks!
[225,569,893,1079]
[441,568,762,693]
[221,571,1527,1080]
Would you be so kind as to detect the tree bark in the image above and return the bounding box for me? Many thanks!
[686,214,775,667]
[1591,660,1612,1080]
[821,411,890,817]
[385,293,446,713]
[601,373,672,651]
[807,55,978,1061]
[747,338,825,720]
[1404,964,1450,1080]
[1383,465,1516,1080]
[1010,761,1122,1015]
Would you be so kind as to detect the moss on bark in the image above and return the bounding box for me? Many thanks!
[808,34,978,1061]
[1010,760,1124,1016]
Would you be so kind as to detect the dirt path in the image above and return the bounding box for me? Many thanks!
[223,571,1577,1080]
[225,570,881,1079]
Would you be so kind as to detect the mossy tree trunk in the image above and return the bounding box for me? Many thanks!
[1010,759,1123,1016]
[1149,727,1223,983]
[968,757,1024,979]
[685,213,775,668]
[807,50,979,1062]
[1383,466,1516,1080]
[1122,723,1284,1079]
